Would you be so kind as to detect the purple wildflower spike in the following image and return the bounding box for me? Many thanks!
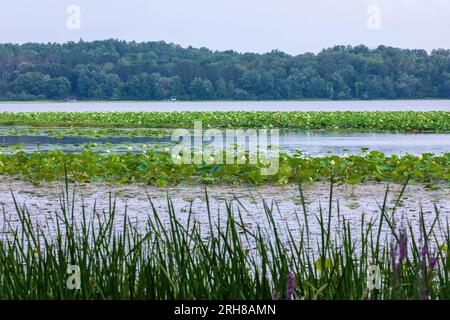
[429,257,438,269]
[421,246,429,257]
[285,272,296,300]
[397,229,408,261]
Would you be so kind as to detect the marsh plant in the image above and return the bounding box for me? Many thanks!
[1,111,450,132]
[0,175,448,300]
[0,149,449,187]
[170,121,280,175]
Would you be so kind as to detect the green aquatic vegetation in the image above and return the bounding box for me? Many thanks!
[0,126,168,138]
[0,179,448,299]
[0,141,170,156]
[0,149,448,186]
[0,111,450,132]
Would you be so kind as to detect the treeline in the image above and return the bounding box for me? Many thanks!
[0,39,449,101]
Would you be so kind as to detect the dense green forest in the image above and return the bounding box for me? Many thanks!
[0,39,449,101]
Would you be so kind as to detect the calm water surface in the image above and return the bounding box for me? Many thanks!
[1,131,449,156]
[1,100,450,112]
[279,131,450,156]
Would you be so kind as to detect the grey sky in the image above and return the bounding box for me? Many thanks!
[1,0,449,54]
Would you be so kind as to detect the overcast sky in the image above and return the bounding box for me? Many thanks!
[1,0,449,54]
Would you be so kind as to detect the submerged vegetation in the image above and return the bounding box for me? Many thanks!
[1,111,450,132]
[0,179,448,299]
[0,150,449,186]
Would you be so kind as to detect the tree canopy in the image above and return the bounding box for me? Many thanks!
[0,40,449,101]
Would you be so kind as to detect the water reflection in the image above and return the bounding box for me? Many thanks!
[1,99,450,112]
[1,131,449,156]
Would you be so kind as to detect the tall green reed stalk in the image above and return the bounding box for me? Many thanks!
[0,176,448,300]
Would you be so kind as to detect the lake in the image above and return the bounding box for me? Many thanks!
[1,129,449,156]
[1,99,450,112]
[279,131,450,156]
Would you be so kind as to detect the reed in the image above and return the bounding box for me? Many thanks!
[0,177,448,300]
